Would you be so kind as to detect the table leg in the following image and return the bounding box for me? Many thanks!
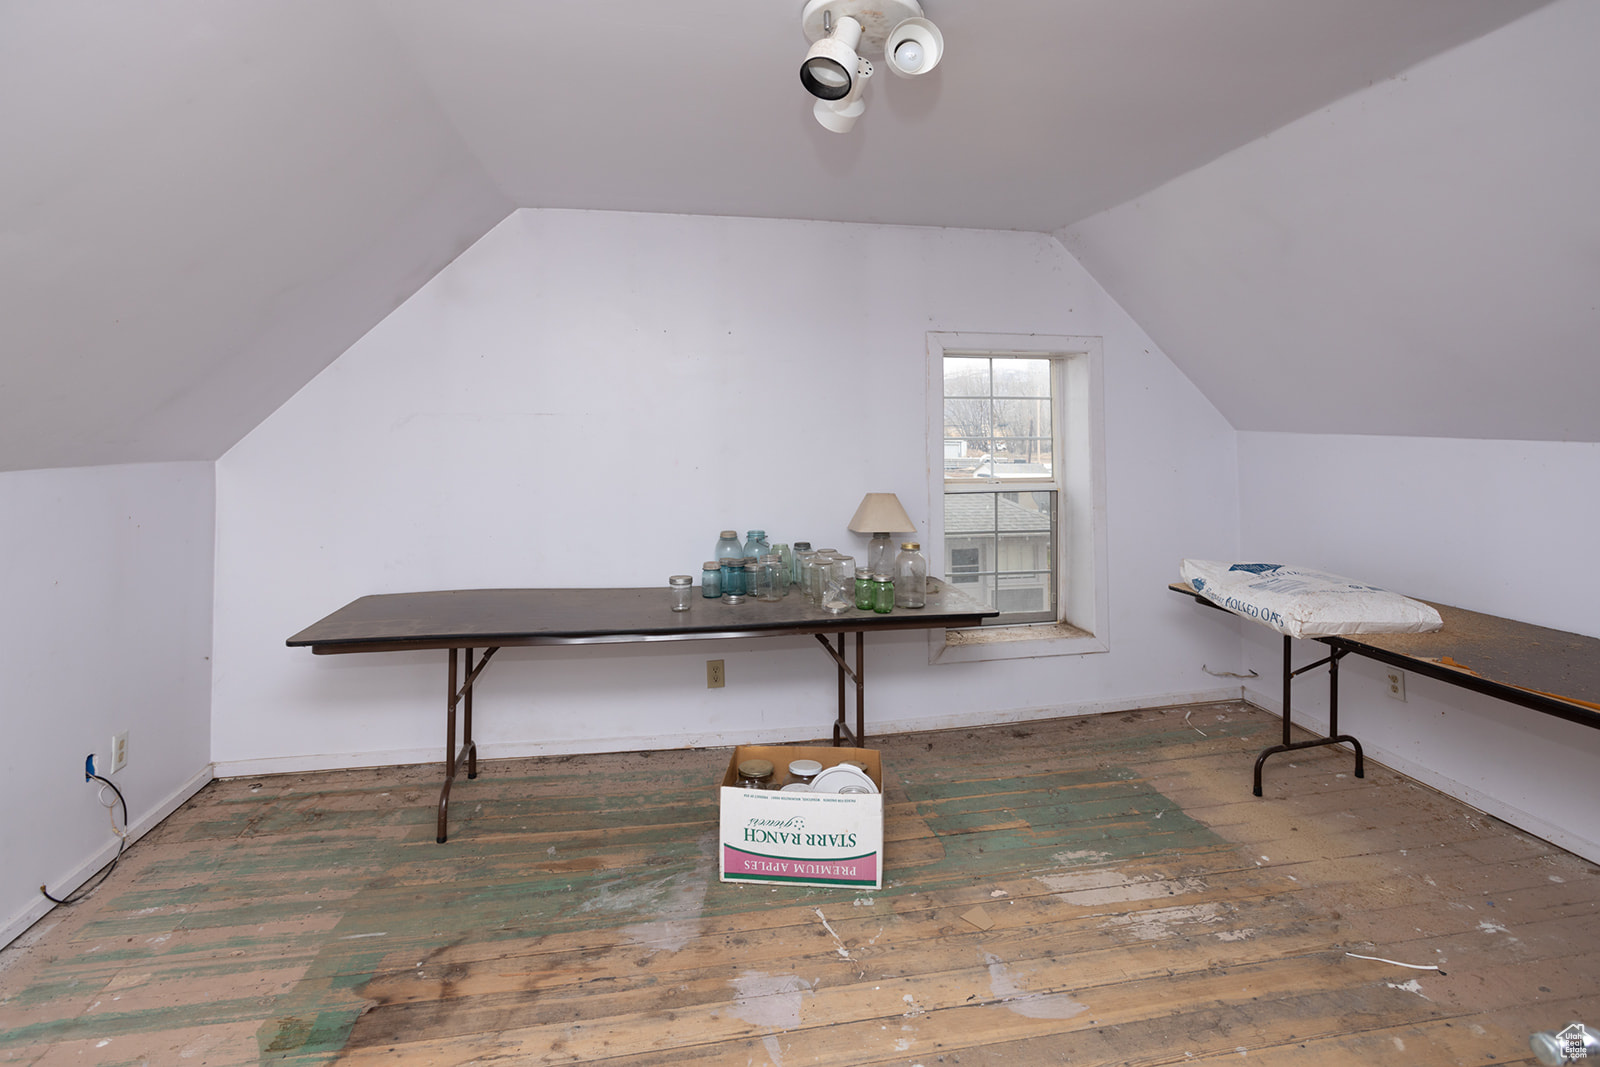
[436,646,499,844]
[815,632,866,747]
[1252,636,1365,796]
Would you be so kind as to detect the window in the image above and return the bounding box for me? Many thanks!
[943,354,1059,624]
[926,333,1107,662]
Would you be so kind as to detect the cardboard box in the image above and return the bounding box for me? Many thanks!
[718,744,884,890]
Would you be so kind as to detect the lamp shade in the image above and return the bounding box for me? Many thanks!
[847,492,915,534]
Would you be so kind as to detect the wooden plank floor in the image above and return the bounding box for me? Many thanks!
[2,701,1596,1065]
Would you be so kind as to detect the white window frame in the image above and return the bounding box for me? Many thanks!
[925,332,1109,664]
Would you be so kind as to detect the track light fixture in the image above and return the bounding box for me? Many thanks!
[799,0,944,133]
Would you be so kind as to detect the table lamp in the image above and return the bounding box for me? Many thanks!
[848,492,916,576]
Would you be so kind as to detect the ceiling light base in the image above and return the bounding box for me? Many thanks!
[801,0,925,57]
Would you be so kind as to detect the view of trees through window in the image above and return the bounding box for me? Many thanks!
[943,355,1059,623]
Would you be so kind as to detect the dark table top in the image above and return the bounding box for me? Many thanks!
[289,579,997,654]
[1169,582,1600,713]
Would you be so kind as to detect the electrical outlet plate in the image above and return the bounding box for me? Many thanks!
[707,660,725,688]
[1385,670,1406,701]
[110,731,128,773]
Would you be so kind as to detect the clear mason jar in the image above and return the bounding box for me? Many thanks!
[744,560,767,601]
[790,542,812,586]
[759,555,786,601]
[735,759,775,789]
[894,542,928,608]
[821,555,855,614]
[669,575,694,612]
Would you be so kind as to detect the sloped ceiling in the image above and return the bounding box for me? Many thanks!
[1060,0,1600,443]
[0,0,1560,472]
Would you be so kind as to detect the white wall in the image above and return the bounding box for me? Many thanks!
[1,462,214,945]
[212,208,1241,775]
[1234,432,1600,859]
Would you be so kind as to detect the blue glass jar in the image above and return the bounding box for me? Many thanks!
[715,530,743,562]
[743,530,770,559]
[701,561,722,598]
[721,558,744,597]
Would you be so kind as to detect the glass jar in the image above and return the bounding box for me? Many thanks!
[715,530,743,562]
[721,558,744,597]
[785,759,822,788]
[701,561,722,598]
[894,542,928,608]
[772,544,793,588]
[821,556,855,614]
[759,555,786,601]
[800,552,826,605]
[744,560,766,601]
[669,575,694,612]
[735,759,775,790]
[854,567,874,611]
[872,572,894,614]
[790,542,812,586]
[743,530,770,560]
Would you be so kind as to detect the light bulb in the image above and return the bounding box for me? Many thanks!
[894,38,924,72]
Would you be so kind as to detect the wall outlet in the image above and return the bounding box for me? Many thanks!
[1385,670,1406,701]
[110,731,129,773]
[707,660,725,689]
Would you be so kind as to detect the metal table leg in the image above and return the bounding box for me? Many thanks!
[1252,635,1365,796]
[436,646,499,843]
[814,631,866,747]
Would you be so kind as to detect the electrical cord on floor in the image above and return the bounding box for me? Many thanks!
[40,773,129,906]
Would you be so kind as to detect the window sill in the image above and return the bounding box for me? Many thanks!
[930,620,1107,664]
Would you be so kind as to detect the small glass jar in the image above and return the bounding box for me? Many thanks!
[872,572,894,614]
[735,759,775,790]
[744,560,766,601]
[855,567,874,611]
[715,530,743,562]
[669,575,693,612]
[743,530,770,560]
[701,561,722,598]
[790,542,812,586]
[894,542,928,609]
[800,553,826,605]
[721,558,744,597]
[785,758,822,788]
[772,544,793,587]
[758,555,785,601]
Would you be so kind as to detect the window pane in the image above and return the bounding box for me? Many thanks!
[944,397,991,442]
[993,396,1050,442]
[989,439,1052,478]
[943,357,990,397]
[993,358,1049,398]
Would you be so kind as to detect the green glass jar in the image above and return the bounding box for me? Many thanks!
[854,567,874,611]
[872,573,894,614]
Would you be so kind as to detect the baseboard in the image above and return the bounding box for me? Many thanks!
[4,764,215,950]
[1241,687,1600,866]
[212,687,1247,778]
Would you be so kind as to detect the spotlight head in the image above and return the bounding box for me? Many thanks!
[799,15,862,101]
[885,17,943,77]
[813,57,870,131]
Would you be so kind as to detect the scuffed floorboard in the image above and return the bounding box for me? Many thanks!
[1,702,1594,1065]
